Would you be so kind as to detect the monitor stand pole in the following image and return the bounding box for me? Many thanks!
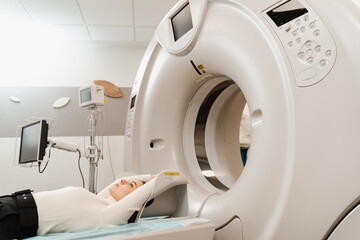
[88,107,98,193]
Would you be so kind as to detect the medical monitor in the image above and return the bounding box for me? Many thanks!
[79,85,105,108]
[171,2,193,41]
[19,120,49,164]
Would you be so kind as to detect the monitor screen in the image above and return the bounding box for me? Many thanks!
[80,87,92,105]
[19,120,48,164]
[171,2,193,41]
[267,0,308,27]
[130,95,137,109]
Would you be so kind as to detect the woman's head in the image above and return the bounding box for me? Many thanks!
[109,179,145,201]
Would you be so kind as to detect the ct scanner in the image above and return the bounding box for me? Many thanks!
[124,0,360,239]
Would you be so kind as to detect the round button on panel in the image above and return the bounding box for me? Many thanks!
[315,45,321,53]
[307,57,314,64]
[288,41,294,47]
[313,30,320,37]
[284,24,291,32]
[309,21,316,29]
[305,41,312,48]
[325,50,332,57]
[300,27,306,33]
[298,52,305,59]
[296,19,301,25]
[296,38,302,44]
[292,30,298,36]
[319,59,327,67]
[304,15,309,21]
[306,49,313,56]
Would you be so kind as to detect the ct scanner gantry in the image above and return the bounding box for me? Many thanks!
[124,0,360,239]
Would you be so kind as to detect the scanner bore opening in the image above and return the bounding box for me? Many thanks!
[194,80,250,191]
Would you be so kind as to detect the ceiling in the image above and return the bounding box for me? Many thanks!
[0,0,179,43]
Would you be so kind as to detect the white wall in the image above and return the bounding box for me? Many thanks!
[0,41,146,88]
[0,41,147,194]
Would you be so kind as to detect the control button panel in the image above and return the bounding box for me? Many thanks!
[263,0,337,87]
[126,108,134,142]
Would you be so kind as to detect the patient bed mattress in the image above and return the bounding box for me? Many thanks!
[26,218,214,240]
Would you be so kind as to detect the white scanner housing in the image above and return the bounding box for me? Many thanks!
[125,0,360,239]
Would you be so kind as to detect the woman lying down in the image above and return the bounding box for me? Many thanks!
[0,174,154,239]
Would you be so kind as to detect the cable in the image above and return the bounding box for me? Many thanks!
[94,148,101,193]
[95,161,99,194]
[94,108,104,192]
[107,136,116,180]
[38,161,49,173]
[99,110,104,159]
[94,143,100,164]
[38,145,52,173]
[96,109,106,190]
[94,108,104,161]
[77,150,85,188]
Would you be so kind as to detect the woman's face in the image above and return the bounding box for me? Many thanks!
[109,179,144,201]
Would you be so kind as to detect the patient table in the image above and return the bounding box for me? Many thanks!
[26,170,215,240]
[26,218,214,240]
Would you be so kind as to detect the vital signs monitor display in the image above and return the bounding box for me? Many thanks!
[78,85,104,108]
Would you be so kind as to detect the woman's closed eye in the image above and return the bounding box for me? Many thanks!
[130,181,137,188]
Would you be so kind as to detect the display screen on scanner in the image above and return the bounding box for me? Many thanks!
[267,0,308,27]
[171,2,193,41]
